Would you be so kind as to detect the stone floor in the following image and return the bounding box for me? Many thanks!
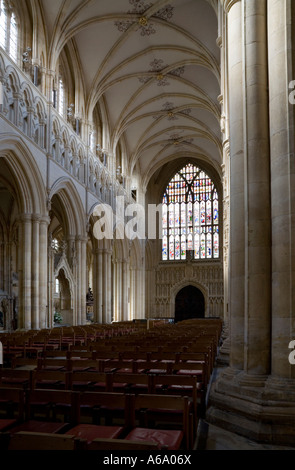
[195,419,295,450]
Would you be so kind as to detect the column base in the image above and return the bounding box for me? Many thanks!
[206,367,295,446]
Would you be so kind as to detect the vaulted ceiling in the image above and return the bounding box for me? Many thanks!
[39,0,221,190]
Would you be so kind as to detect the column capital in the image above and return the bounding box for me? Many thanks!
[19,213,33,223]
[223,0,240,13]
[76,235,88,243]
[39,215,51,226]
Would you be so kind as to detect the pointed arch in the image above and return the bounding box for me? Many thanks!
[48,177,86,237]
[0,134,47,214]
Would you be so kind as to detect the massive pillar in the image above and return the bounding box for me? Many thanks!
[207,0,295,445]
[243,0,271,376]
[268,0,295,380]
[226,0,245,371]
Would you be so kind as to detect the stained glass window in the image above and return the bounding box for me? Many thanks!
[162,163,219,260]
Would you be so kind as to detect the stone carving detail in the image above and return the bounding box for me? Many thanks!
[153,261,224,318]
[114,1,174,36]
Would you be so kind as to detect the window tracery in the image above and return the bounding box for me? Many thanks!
[162,163,219,261]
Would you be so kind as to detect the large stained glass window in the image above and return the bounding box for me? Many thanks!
[162,163,219,261]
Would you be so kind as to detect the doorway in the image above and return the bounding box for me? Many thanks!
[175,285,205,323]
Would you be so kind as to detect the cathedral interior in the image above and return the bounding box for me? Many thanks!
[0,0,295,452]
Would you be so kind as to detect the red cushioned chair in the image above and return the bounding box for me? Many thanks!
[65,391,130,443]
[31,369,70,390]
[0,418,17,431]
[7,431,82,450]
[65,423,124,445]
[0,387,25,421]
[87,437,165,451]
[0,369,32,389]
[109,372,153,395]
[68,371,111,392]
[25,388,79,425]
[125,393,191,450]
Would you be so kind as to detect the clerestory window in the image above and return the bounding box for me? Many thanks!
[58,77,65,117]
[162,163,219,261]
[0,0,18,63]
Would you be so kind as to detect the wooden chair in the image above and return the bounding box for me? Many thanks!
[25,388,79,424]
[126,393,191,450]
[68,371,112,391]
[0,387,25,421]
[87,437,164,450]
[130,360,172,375]
[37,357,68,371]
[150,374,198,447]
[98,359,137,373]
[64,391,130,444]
[0,368,32,389]
[68,358,100,372]
[74,390,130,427]
[109,372,153,394]
[7,431,82,450]
[31,369,71,390]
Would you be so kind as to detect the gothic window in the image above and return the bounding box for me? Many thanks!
[0,0,18,62]
[58,77,65,117]
[52,238,59,252]
[162,163,219,261]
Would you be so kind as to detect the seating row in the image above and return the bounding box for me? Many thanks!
[0,368,199,428]
[0,387,192,450]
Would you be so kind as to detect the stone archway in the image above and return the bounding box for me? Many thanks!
[54,268,72,325]
[175,285,205,323]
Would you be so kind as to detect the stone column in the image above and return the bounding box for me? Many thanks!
[39,119,46,149]
[122,258,129,321]
[47,235,55,328]
[226,0,245,370]
[106,249,113,322]
[39,217,49,329]
[75,235,87,325]
[102,248,112,323]
[139,266,146,319]
[0,242,3,293]
[115,259,122,322]
[129,266,136,320]
[207,0,292,445]
[27,106,35,138]
[268,0,295,378]
[243,0,271,376]
[75,236,81,325]
[93,248,103,323]
[31,215,40,329]
[80,236,87,325]
[13,93,22,128]
[97,249,103,323]
[19,215,32,330]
